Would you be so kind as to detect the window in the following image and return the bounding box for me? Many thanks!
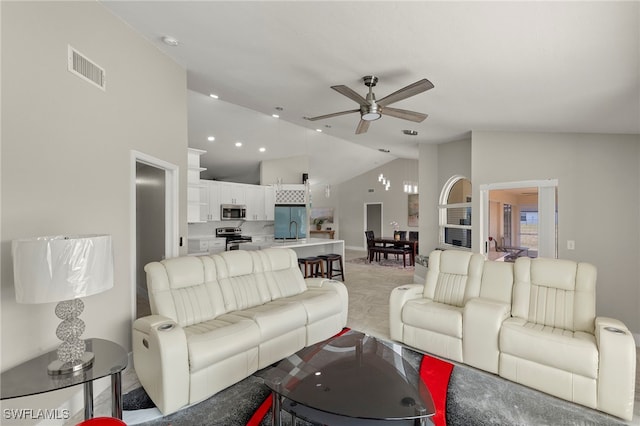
[503,204,512,246]
[439,176,472,249]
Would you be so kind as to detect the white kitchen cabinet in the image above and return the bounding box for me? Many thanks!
[218,182,246,205]
[188,237,226,254]
[198,180,275,222]
[245,185,265,220]
[264,185,275,220]
[198,180,221,221]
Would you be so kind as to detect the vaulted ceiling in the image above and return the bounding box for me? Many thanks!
[102,1,639,185]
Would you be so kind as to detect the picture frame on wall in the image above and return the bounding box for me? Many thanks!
[408,194,419,227]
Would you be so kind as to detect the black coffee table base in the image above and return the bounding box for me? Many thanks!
[272,393,432,426]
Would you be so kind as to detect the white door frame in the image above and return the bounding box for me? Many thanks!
[479,179,558,257]
[130,150,179,319]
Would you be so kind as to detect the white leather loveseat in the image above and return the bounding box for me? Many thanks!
[390,250,636,420]
[133,248,348,415]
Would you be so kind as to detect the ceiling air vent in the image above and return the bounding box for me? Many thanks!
[67,45,106,91]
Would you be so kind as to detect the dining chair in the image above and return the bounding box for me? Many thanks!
[365,230,382,262]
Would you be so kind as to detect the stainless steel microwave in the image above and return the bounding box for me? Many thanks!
[221,204,246,220]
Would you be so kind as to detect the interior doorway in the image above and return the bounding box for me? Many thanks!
[480,180,557,260]
[131,151,179,319]
[135,162,165,318]
[365,202,383,248]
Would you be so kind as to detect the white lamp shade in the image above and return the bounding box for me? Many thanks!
[12,234,114,304]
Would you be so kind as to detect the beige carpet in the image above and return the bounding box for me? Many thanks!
[343,248,415,340]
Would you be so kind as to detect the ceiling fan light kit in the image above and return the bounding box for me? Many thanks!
[307,75,434,134]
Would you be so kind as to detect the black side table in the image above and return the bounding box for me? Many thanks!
[1,338,128,420]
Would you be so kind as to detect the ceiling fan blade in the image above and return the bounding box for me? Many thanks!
[355,119,370,134]
[305,109,360,121]
[377,79,434,107]
[382,107,428,123]
[331,85,368,105]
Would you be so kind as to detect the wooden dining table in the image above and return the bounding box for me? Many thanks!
[373,238,419,266]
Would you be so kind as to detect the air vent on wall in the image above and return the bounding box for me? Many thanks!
[67,45,106,91]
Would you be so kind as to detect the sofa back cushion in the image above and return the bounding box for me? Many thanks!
[144,256,226,327]
[212,250,272,311]
[253,248,307,299]
[424,250,484,307]
[512,257,596,333]
[480,260,514,304]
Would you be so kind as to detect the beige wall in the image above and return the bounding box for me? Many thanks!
[472,131,640,335]
[260,155,309,185]
[1,1,187,418]
[418,143,439,254]
[320,159,419,250]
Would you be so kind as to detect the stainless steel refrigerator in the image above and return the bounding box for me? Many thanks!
[274,205,307,239]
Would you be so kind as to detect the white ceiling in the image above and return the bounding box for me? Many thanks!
[101,1,639,185]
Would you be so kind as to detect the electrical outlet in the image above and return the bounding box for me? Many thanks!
[567,240,575,250]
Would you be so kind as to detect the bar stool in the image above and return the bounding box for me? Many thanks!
[317,254,344,281]
[298,257,325,278]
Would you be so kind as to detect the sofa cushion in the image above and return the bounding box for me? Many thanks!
[479,260,513,304]
[281,288,343,323]
[234,300,307,341]
[254,249,308,299]
[423,250,484,307]
[512,257,596,333]
[500,317,598,379]
[213,252,272,311]
[184,313,260,372]
[402,299,463,338]
[145,256,225,327]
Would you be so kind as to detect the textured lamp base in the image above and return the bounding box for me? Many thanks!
[48,351,95,376]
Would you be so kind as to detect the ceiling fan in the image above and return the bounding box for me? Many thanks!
[305,75,434,134]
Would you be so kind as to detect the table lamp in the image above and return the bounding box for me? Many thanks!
[11,234,114,375]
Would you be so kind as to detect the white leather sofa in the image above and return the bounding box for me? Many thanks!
[133,248,348,415]
[390,250,636,420]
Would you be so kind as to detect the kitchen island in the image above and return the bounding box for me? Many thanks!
[241,237,344,260]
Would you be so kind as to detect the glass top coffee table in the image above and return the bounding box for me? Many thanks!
[264,331,434,425]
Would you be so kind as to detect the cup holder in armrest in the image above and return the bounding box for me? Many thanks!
[604,326,626,334]
[157,323,175,332]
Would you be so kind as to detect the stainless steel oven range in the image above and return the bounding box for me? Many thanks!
[215,227,253,251]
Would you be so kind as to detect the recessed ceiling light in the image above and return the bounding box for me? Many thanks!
[402,130,418,136]
[275,106,284,111]
[272,114,280,118]
[315,129,322,133]
[162,36,179,46]
[235,142,242,147]
[209,93,219,99]
[325,125,332,129]
[207,136,215,142]
[378,148,390,153]
[259,147,266,153]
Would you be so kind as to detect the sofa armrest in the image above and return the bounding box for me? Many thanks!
[133,315,190,415]
[463,297,511,374]
[305,277,330,288]
[595,316,636,421]
[389,284,424,342]
[304,278,349,326]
